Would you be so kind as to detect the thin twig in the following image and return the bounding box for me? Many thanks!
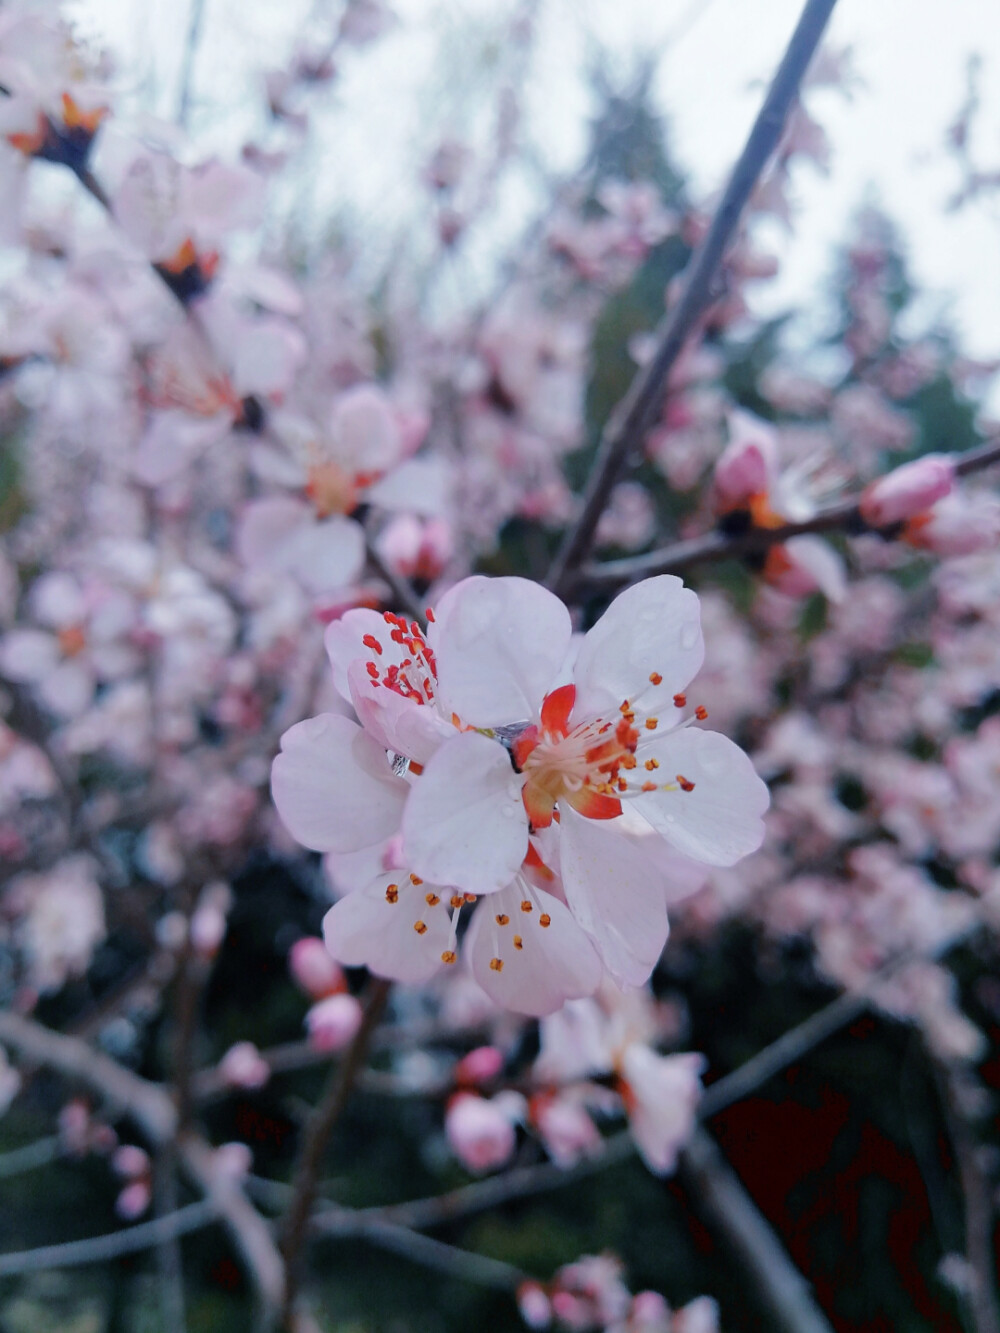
[545,0,841,593]
[574,436,1000,593]
[0,1012,284,1325]
[0,1201,216,1278]
[279,977,392,1321]
[935,1062,1000,1333]
[679,1127,835,1333]
[176,0,208,129]
[364,535,428,626]
[0,1135,61,1180]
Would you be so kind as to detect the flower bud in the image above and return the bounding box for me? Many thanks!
[445,1092,518,1174]
[305,992,363,1051]
[115,1179,152,1220]
[713,411,777,511]
[289,936,345,1000]
[454,1045,504,1087]
[904,493,1000,556]
[218,1041,270,1090]
[517,1282,553,1329]
[859,454,954,527]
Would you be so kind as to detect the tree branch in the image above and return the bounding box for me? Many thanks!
[574,436,1000,593]
[279,977,391,1321]
[545,0,841,593]
[679,1128,835,1333]
[0,1201,216,1278]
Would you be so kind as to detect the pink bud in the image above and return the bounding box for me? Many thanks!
[859,454,954,527]
[713,411,777,510]
[444,1092,518,1174]
[305,993,363,1051]
[454,1045,504,1087]
[630,1290,672,1329]
[289,936,345,1000]
[218,1041,270,1090]
[115,1179,152,1220]
[517,1282,553,1329]
[764,536,845,602]
[189,902,227,958]
[112,1144,150,1179]
[904,493,1000,556]
[213,1142,253,1179]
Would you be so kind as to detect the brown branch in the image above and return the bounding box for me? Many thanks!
[545,0,841,594]
[679,1128,835,1333]
[575,436,1000,593]
[279,977,391,1322]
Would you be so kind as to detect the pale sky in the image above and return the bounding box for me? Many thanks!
[72,0,1000,388]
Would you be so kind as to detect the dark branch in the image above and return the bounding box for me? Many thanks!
[575,437,1000,594]
[545,0,841,593]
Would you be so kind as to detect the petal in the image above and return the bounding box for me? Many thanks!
[281,516,365,595]
[465,884,603,1016]
[37,660,95,718]
[572,576,704,722]
[365,455,452,516]
[271,713,408,853]
[0,629,59,682]
[429,576,571,729]
[558,804,670,988]
[632,728,769,866]
[236,496,313,569]
[324,608,395,700]
[621,1047,704,1175]
[347,659,453,766]
[322,875,450,985]
[330,384,403,474]
[402,731,528,894]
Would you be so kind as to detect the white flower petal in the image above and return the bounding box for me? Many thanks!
[466,883,603,1017]
[633,728,769,866]
[236,496,313,569]
[272,714,408,853]
[37,660,95,718]
[558,805,671,987]
[0,629,59,682]
[621,1047,704,1175]
[403,731,528,894]
[572,575,704,721]
[281,516,366,595]
[322,875,449,984]
[429,576,571,728]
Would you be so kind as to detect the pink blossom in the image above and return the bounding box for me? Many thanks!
[859,454,955,527]
[305,993,364,1051]
[444,1091,521,1173]
[904,492,1000,557]
[289,936,346,999]
[620,1048,704,1175]
[454,1045,505,1086]
[115,1180,152,1220]
[218,1041,270,1090]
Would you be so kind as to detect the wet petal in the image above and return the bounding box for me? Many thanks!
[403,731,528,894]
[272,714,408,853]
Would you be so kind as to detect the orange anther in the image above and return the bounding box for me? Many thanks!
[539,914,551,928]
[520,900,533,913]
[414,920,427,935]
[410,874,423,885]
[645,758,659,771]
[641,781,657,792]
[644,717,658,730]
[677,774,696,792]
[441,950,457,964]
[385,884,399,903]
[673,693,686,708]
[489,957,504,973]
[464,893,477,904]
[362,634,383,655]
[426,607,436,622]
[496,913,510,926]
[450,895,464,909]
[425,893,440,906]
[695,705,708,720]
[649,672,663,685]
[409,762,424,775]
[513,936,523,951]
